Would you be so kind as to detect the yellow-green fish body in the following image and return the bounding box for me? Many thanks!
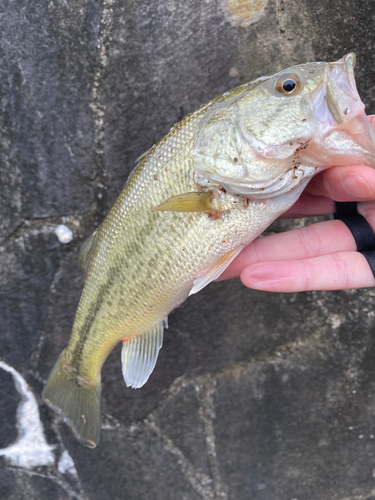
[43,53,375,447]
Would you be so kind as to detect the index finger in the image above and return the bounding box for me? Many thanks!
[304,164,375,202]
[303,115,375,203]
[219,218,357,281]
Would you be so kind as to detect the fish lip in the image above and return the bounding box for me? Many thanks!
[329,52,356,89]
[343,52,357,90]
[311,53,363,129]
[326,52,365,125]
[328,54,375,161]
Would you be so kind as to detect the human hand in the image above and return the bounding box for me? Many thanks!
[219,116,375,292]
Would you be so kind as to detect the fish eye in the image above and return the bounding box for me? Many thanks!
[275,74,300,94]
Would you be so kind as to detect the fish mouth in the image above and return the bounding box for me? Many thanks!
[344,113,375,165]
[312,53,375,167]
[313,53,365,127]
[326,53,362,125]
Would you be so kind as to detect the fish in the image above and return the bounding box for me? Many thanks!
[43,53,375,448]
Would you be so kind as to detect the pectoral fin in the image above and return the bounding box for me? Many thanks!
[153,190,218,216]
[189,245,244,295]
[121,319,166,389]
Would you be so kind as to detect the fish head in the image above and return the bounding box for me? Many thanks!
[191,53,375,198]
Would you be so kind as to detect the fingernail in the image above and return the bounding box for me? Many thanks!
[341,173,374,199]
[243,264,289,291]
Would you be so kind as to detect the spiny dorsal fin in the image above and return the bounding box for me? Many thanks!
[121,319,166,389]
[189,245,244,296]
[78,230,97,273]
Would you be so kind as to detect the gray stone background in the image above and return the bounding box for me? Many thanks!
[1,0,375,498]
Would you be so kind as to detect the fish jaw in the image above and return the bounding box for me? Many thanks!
[313,53,365,128]
[345,113,375,166]
[309,53,375,169]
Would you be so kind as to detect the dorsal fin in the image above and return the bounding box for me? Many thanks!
[78,231,97,273]
[189,245,244,296]
[121,319,166,389]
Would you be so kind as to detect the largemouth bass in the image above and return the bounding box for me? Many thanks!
[43,53,375,448]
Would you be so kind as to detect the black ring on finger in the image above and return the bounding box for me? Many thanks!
[335,201,375,276]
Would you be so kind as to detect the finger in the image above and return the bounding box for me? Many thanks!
[358,199,375,230]
[284,116,375,215]
[281,192,335,218]
[305,165,375,201]
[301,115,375,200]
[240,251,375,292]
[219,219,356,280]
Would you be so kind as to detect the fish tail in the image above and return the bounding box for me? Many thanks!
[42,350,101,448]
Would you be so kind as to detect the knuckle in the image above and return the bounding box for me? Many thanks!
[297,225,323,258]
[332,253,350,288]
[358,203,375,232]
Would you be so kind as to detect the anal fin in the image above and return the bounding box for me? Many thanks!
[121,320,165,389]
[189,245,244,296]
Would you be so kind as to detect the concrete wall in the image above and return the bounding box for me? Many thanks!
[1,0,375,498]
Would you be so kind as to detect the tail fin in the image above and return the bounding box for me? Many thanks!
[42,351,101,448]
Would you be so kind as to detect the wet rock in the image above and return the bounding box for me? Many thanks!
[0,469,75,500]
[61,423,203,500]
[0,0,99,221]
[2,0,375,499]
[0,223,63,369]
[155,380,210,477]
[212,303,375,499]
[0,370,19,449]
[36,250,85,379]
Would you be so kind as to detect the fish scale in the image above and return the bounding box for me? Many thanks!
[65,114,230,367]
[43,53,375,447]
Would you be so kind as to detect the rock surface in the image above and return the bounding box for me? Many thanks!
[1,0,375,499]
